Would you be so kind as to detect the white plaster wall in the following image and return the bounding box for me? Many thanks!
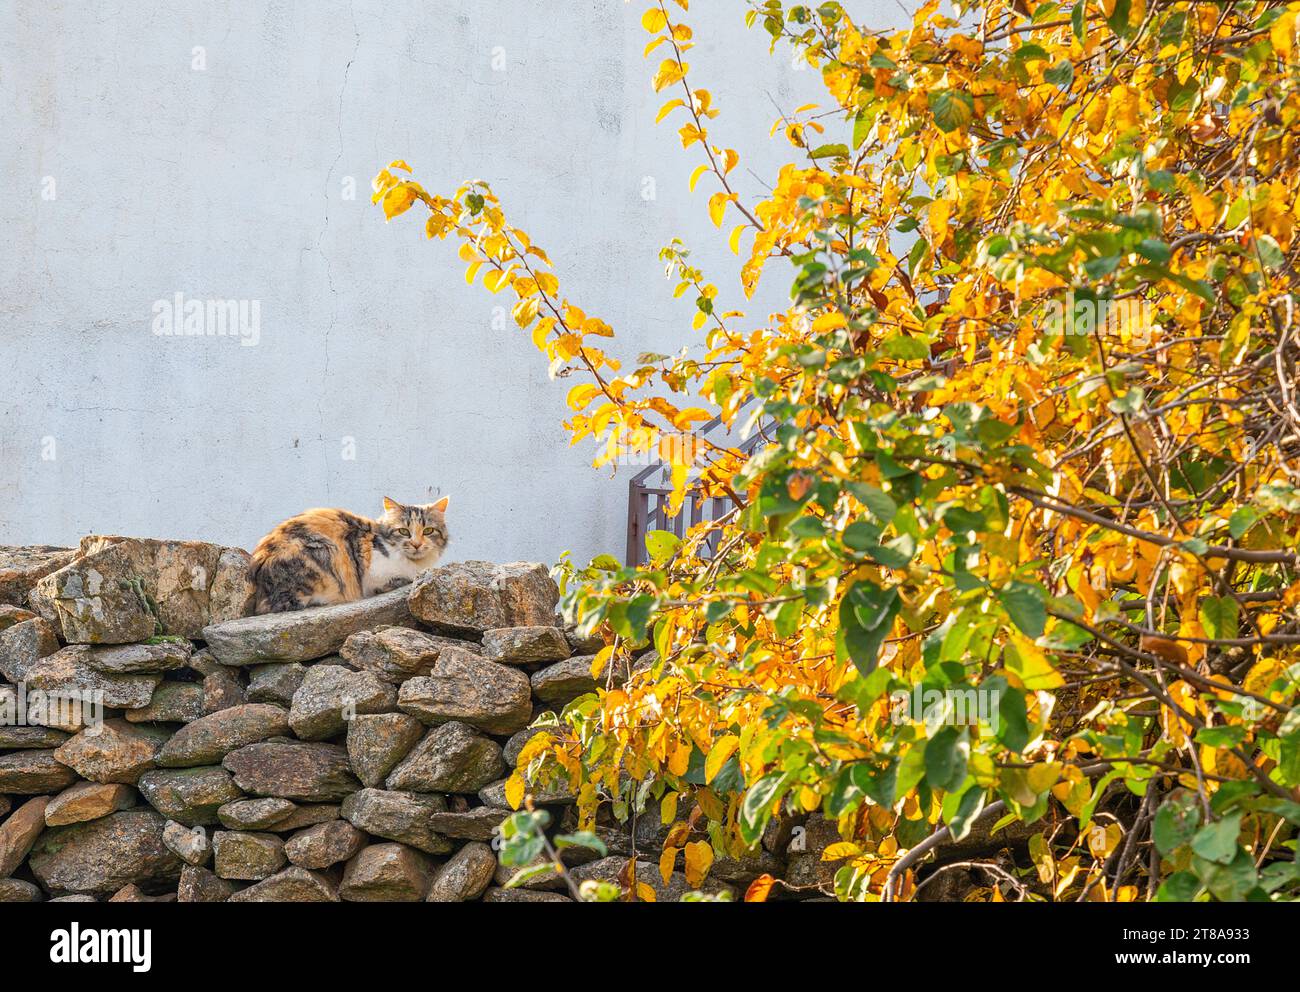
[0,0,903,564]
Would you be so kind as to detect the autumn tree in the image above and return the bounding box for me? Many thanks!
[374,0,1300,901]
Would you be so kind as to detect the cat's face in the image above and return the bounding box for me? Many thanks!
[381,495,449,562]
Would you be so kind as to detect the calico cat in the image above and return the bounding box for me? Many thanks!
[249,496,449,614]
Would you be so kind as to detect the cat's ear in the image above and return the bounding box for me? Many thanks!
[432,495,450,513]
[382,496,403,514]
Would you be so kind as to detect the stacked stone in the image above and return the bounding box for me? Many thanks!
[0,539,765,903]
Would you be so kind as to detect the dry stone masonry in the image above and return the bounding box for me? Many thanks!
[0,541,805,903]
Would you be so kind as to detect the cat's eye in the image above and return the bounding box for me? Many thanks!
[423,526,438,536]
[395,528,410,537]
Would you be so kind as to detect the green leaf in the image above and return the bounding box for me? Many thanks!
[998,582,1046,638]
[928,89,975,132]
[1190,812,1242,866]
[644,529,681,563]
[739,771,791,845]
[1153,792,1201,856]
[1199,595,1239,642]
[554,831,609,857]
[943,784,986,841]
[839,582,901,676]
[925,726,969,793]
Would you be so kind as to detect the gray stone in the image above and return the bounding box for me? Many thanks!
[565,624,605,654]
[425,807,509,842]
[53,719,168,783]
[531,654,613,704]
[158,703,290,767]
[45,782,137,826]
[479,775,574,808]
[285,820,367,869]
[0,605,37,631]
[210,547,254,624]
[346,712,425,788]
[213,830,286,880]
[340,788,452,855]
[178,864,235,902]
[427,841,496,902]
[108,883,176,902]
[162,820,212,866]
[504,726,550,768]
[339,625,441,683]
[0,684,92,733]
[482,625,570,665]
[0,546,77,608]
[186,648,227,677]
[49,894,98,903]
[340,842,433,901]
[54,535,247,638]
[226,866,339,902]
[569,856,737,901]
[137,766,244,827]
[272,803,343,831]
[288,664,397,741]
[408,560,559,634]
[84,640,192,674]
[396,647,532,734]
[223,741,360,802]
[0,725,70,749]
[28,810,182,895]
[481,887,573,903]
[385,721,505,794]
[0,616,60,682]
[0,796,49,877]
[123,682,206,724]
[201,585,415,665]
[216,797,296,830]
[202,670,246,713]
[0,878,43,901]
[33,543,158,644]
[0,749,79,794]
[246,662,306,707]
[24,646,162,709]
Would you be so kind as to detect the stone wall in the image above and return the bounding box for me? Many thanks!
[0,541,809,902]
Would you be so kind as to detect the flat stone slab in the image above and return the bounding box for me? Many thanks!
[201,586,414,665]
[408,561,558,634]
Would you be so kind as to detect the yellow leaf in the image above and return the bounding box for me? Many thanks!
[707,191,731,227]
[511,296,540,328]
[641,7,668,32]
[821,842,861,861]
[683,840,713,887]
[728,223,748,255]
[1271,11,1295,58]
[659,845,679,884]
[589,644,613,678]
[504,772,526,810]
[567,383,601,410]
[382,184,417,220]
[1189,189,1218,230]
[656,98,684,123]
[535,271,559,296]
[688,163,710,192]
[660,792,679,825]
[635,882,657,903]
[704,734,739,782]
[652,58,685,92]
[465,261,483,285]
